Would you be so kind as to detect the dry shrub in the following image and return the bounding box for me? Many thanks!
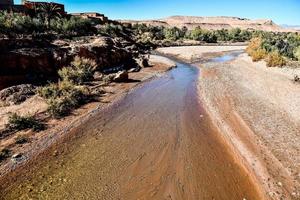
[38,80,90,118]
[58,56,97,85]
[246,37,263,55]
[246,37,268,62]
[251,48,267,61]
[266,51,286,67]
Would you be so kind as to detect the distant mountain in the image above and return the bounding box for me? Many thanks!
[281,24,300,31]
[120,16,298,32]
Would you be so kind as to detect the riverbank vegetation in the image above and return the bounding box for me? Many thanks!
[0,11,95,37]
[247,32,300,67]
[131,24,253,44]
[38,57,95,118]
[1,9,299,69]
[6,113,45,132]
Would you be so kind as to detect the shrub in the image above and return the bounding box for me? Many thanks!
[37,82,60,99]
[0,11,45,34]
[58,56,97,84]
[50,16,94,36]
[38,57,94,118]
[251,48,267,61]
[163,27,184,41]
[246,37,263,55]
[39,80,90,118]
[7,113,45,132]
[0,148,10,162]
[189,27,205,41]
[247,37,269,61]
[266,51,286,67]
[98,23,125,37]
[47,88,89,118]
[15,135,29,144]
[0,11,94,37]
[294,46,300,61]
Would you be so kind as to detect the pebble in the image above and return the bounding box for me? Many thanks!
[277,182,283,187]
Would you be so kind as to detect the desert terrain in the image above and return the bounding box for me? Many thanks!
[121,16,298,32]
[1,0,300,198]
[0,46,274,200]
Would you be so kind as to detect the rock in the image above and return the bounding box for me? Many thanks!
[0,84,36,105]
[113,71,129,82]
[11,153,24,162]
[93,71,104,81]
[277,182,283,187]
[136,56,150,68]
[294,75,300,82]
[0,36,137,88]
[128,66,141,73]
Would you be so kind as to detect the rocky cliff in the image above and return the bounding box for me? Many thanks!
[0,36,139,89]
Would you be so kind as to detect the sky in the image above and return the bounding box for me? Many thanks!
[15,0,300,25]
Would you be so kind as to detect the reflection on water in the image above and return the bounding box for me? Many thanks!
[209,51,243,63]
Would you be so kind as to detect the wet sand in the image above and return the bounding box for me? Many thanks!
[1,56,265,199]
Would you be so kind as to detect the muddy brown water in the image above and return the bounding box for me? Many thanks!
[1,54,264,200]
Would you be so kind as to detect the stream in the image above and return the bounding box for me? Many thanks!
[1,53,263,200]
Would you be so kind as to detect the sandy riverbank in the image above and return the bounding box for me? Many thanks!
[157,45,246,62]
[158,45,300,199]
[197,54,300,200]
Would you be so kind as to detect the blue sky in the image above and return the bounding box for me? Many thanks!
[15,0,300,25]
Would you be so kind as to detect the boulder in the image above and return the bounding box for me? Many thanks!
[136,56,150,68]
[11,153,24,162]
[294,75,300,83]
[113,71,129,82]
[0,84,36,105]
[93,71,104,81]
[128,66,141,73]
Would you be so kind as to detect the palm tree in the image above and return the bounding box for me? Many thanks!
[37,3,62,29]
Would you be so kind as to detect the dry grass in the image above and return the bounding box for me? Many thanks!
[266,52,286,67]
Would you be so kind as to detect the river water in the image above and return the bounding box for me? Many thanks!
[1,53,264,200]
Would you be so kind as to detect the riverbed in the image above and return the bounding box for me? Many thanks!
[1,53,265,200]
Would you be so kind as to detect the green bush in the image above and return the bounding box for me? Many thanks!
[266,51,286,67]
[98,23,125,37]
[0,148,10,162]
[37,82,60,99]
[50,16,94,36]
[38,57,94,118]
[0,11,94,37]
[47,87,89,118]
[58,56,97,84]
[15,135,29,144]
[0,11,46,34]
[163,27,184,41]
[39,80,90,118]
[294,46,300,61]
[7,113,45,132]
